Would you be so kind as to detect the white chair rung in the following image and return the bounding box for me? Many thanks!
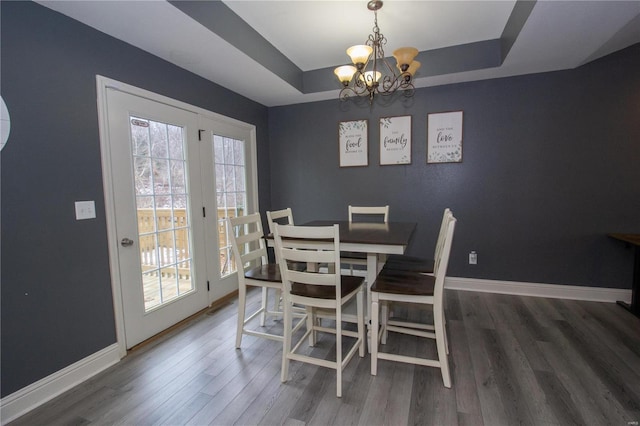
[377,352,442,368]
[385,324,436,339]
[387,319,436,331]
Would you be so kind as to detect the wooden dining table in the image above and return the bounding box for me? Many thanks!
[300,220,417,288]
[267,220,417,322]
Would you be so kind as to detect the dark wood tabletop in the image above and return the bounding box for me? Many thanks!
[301,220,416,247]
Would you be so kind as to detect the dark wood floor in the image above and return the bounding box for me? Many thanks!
[10,288,640,426]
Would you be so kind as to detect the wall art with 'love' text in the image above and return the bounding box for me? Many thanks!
[427,111,463,164]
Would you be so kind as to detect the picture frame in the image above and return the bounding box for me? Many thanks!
[427,111,463,163]
[338,119,368,167]
[379,115,411,165]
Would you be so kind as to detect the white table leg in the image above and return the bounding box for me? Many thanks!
[366,253,378,322]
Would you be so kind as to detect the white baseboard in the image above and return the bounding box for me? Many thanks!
[0,343,121,424]
[446,276,632,303]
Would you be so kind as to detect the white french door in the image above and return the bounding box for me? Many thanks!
[98,77,258,352]
[105,88,209,349]
[199,117,258,300]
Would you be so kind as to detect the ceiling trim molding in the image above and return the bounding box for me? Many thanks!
[169,0,533,96]
[500,0,537,63]
[168,0,304,92]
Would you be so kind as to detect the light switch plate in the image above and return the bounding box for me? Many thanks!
[75,200,96,220]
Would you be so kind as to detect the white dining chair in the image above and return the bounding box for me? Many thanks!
[370,212,456,388]
[227,213,305,349]
[342,205,390,274]
[274,223,365,398]
[266,207,294,234]
[381,208,454,345]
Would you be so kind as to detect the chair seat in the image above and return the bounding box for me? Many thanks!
[245,262,307,282]
[245,264,282,282]
[371,269,435,296]
[291,275,364,299]
[384,254,434,273]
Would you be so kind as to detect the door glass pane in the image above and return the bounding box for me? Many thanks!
[213,134,247,277]
[130,116,194,312]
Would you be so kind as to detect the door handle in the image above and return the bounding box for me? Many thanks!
[121,237,135,247]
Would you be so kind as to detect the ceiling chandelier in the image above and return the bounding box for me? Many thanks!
[334,0,421,103]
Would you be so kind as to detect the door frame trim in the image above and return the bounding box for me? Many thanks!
[96,75,258,357]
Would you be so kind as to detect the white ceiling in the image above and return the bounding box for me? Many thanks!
[36,0,640,107]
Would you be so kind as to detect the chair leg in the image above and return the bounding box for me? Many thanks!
[336,305,343,398]
[357,287,365,358]
[306,306,316,346]
[281,296,292,383]
[236,285,247,349]
[434,305,451,388]
[370,296,380,375]
[442,312,450,355]
[366,286,372,353]
[385,301,395,342]
[273,289,282,314]
[381,301,389,345]
[260,287,268,326]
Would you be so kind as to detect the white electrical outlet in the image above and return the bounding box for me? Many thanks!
[469,251,478,265]
[75,200,96,220]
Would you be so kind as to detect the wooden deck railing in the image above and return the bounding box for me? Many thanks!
[136,208,242,279]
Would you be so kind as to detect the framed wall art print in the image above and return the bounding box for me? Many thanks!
[427,111,463,164]
[339,119,368,167]
[380,115,411,165]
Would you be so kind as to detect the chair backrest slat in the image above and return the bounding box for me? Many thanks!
[235,229,265,247]
[232,213,262,226]
[280,246,336,264]
[240,248,264,265]
[348,205,389,223]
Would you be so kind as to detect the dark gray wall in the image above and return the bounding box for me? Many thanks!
[0,1,269,397]
[2,0,639,403]
[268,43,640,288]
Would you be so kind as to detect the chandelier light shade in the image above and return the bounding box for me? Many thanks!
[359,71,382,88]
[347,45,374,66]
[334,65,358,85]
[393,47,419,72]
[334,0,420,103]
[400,60,421,78]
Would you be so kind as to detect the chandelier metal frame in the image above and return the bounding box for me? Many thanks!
[334,0,420,103]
